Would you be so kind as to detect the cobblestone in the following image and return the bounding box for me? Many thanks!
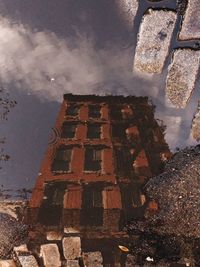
[17,255,39,267]
[0,260,16,267]
[166,49,200,108]
[179,0,200,40]
[134,9,176,73]
[40,244,61,267]
[62,237,81,260]
[82,252,103,267]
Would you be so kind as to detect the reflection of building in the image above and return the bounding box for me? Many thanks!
[27,94,170,263]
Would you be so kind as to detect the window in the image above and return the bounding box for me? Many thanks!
[110,105,122,120]
[112,124,127,140]
[84,148,102,171]
[92,191,103,208]
[88,105,101,118]
[87,124,101,139]
[38,182,66,225]
[52,147,72,172]
[114,147,133,176]
[80,187,103,226]
[66,104,79,116]
[61,122,77,138]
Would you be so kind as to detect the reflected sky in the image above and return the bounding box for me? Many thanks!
[0,0,199,190]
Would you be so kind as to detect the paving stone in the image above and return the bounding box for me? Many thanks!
[83,252,103,267]
[115,0,139,30]
[13,244,28,255]
[63,227,80,235]
[17,255,39,267]
[62,237,81,260]
[40,244,61,267]
[0,260,16,267]
[134,9,176,73]
[166,49,200,108]
[46,231,62,241]
[192,103,200,141]
[179,0,200,40]
[64,260,80,267]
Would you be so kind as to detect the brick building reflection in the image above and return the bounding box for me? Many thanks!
[27,94,170,245]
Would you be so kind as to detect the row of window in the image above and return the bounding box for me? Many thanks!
[62,123,101,139]
[40,183,104,226]
[52,146,135,174]
[66,104,101,118]
[66,103,133,120]
[39,181,143,226]
[52,147,102,172]
[61,122,128,140]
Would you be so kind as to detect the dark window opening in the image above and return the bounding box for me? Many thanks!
[112,124,127,140]
[110,105,123,120]
[114,147,133,176]
[92,191,103,208]
[61,122,77,138]
[66,104,79,116]
[88,105,101,118]
[87,124,101,139]
[38,182,66,225]
[80,187,103,226]
[84,148,102,171]
[52,147,72,172]
[121,185,145,221]
[131,186,142,208]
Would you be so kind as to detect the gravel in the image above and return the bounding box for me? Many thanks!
[145,145,200,238]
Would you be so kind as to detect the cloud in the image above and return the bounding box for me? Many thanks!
[0,15,198,150]
[0,15,157,102]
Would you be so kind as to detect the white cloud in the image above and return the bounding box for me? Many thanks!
[0,15,198,150]
[0,15,161,102]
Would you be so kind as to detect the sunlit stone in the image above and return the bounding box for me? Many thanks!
[62,237,81,260]
[134,9,176,73]
[166,49,200,108]
[40,244,61,267]
[179,0,200,40]
[17,255,39,267]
